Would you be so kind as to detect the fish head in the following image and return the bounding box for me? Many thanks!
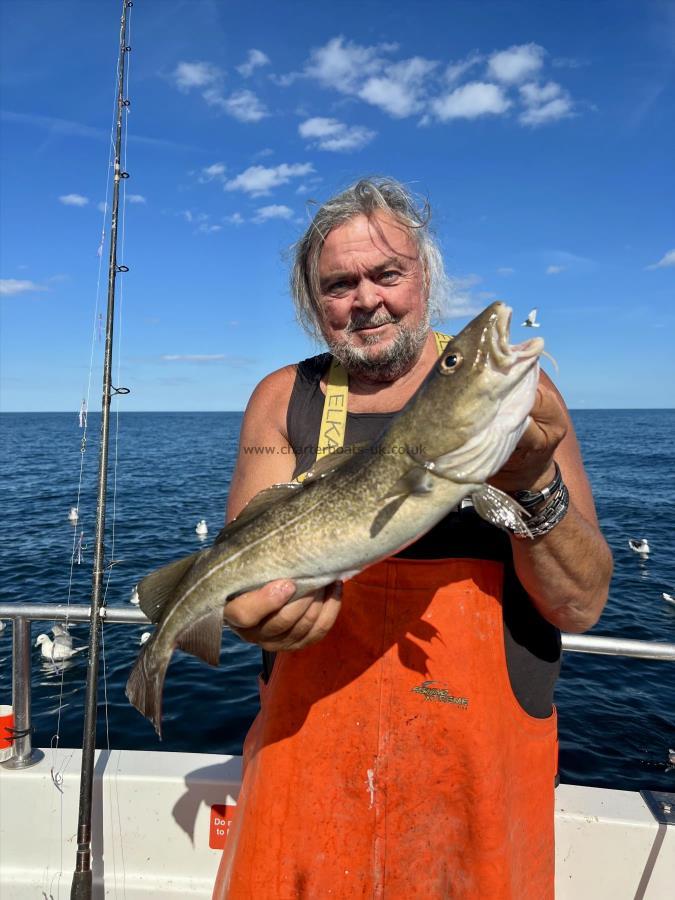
[413,302,544,482]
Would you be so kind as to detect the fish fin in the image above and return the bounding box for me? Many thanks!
[214,483,303,545]
[470,484,532,537]
[175,609,223,666]
[138,550,206,623]
[383,467,434,500]
[125,640,169,738]
[370,495,408,537]
[302,441,370,483]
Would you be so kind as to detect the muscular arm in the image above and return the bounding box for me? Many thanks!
[223,366,343,650]
[492,373,612,633]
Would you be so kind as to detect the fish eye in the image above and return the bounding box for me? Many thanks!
[439,350,463,374]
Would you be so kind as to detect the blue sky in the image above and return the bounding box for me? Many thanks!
[1,0,673,412]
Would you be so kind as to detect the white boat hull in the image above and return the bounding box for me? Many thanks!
[1,748,673,898]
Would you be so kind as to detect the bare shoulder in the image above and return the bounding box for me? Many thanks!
[244,364,297,438]
[227,364,298,521]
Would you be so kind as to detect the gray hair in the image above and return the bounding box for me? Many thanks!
[290,177,448,340]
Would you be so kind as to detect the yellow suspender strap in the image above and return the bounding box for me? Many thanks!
[296,332,453,482]
[315,358,349,460]
[434,330,452,355]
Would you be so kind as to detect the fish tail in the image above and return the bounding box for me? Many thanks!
[125,641,169,739]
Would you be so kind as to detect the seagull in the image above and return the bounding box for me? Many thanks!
[628,538,650,555]
[129,585,140,606]
[35,634,86,661]
[663,593,675,606]
[51,624,73,647]
[522,308,540,328]
[68,507,79,524]
[196,519,208,536]
[140,632,151,645]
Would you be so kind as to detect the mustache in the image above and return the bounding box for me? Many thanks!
[346,310,400,333]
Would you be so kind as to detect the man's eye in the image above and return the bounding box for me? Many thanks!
[380,270,400,283]
[328,281,349,294]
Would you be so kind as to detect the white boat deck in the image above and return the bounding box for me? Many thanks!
[1,748,673,898]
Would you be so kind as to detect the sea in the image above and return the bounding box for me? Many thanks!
[0,410,674,792]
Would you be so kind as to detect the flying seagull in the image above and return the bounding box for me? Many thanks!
[522,308,540,328]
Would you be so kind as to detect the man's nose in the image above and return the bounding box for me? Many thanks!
[353,278,381,310]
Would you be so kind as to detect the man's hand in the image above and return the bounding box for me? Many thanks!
[223,580,343,652]
[490,372,568,494]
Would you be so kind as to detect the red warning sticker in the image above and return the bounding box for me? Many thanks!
[209,803,237,849]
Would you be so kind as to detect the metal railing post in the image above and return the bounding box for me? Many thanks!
[2,616,43,769]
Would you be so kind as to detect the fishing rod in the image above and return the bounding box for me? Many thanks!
[70,2,133,897]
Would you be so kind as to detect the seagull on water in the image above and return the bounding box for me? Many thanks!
[196,519,208,536]
[522,308,540,328]
[662,593,675,606]
[35,633,86,661]
[140,632,151,645]
[129,585,140,606]
[51,624,73,647]
[628,538,650,555]
[68,507,79,524]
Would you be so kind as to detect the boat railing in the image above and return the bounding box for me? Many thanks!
[1,602,674,770]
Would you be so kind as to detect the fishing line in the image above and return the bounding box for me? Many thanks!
[49,44,120,769]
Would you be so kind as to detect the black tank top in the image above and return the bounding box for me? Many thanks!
[263,353,561,718]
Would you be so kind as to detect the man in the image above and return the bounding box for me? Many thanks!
[213,178,612,899]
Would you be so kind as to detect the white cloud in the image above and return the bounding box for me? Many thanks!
[358,57,437,118]
[127,194,146,204]
[646,248,675,270]
[445,52,483,84]
[59,193,89,207]
[225,212,245,225]
[172,61,222,91]
[237,49,270,78]
[432,82,511,121]
[304,38,435,119]
[181,210,221,233]
[0,279,47,296]
[171,61,267,123]
[298,117,375,151]
[497,267,515,276]
[253,204,294,223]
[211,89,269,123]
[487,43,545,84]
[199,162,227,183]
[546,265,566,275]
[445,274,486,317]
[519,81,573,126]
[306,36,393,94]
[225,163,314,196]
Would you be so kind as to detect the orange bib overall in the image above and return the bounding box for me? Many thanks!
[213,556,557,899]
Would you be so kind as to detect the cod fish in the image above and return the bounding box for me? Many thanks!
[127,302,544,735]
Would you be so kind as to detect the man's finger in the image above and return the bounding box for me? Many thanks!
[224,579,296,630]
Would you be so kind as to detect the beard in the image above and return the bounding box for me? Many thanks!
[326,307,430,382]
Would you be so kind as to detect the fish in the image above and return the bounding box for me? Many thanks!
[126,302,544,736]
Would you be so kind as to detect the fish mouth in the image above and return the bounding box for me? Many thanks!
[489,304,544,373]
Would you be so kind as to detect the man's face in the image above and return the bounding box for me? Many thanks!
[317,212,430,381]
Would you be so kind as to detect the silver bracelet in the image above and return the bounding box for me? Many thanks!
[516,483,570,538]
[513,463,563,509]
